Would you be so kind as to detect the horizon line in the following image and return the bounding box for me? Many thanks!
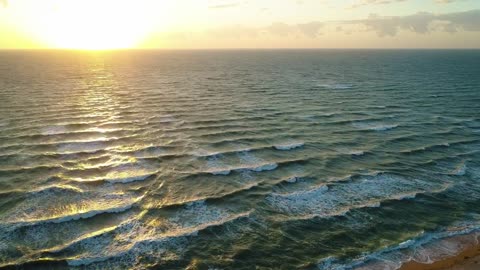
[0,47,480,51]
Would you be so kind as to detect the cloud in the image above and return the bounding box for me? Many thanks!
[209,1,246,9]
[210,3,241,9]
[207,21,324,38]
[342,9,480,36]
[207,25,259,38]
[297,22,324,38]
[163,9,479,41]
[346,0,471,13]
[439,9,480,31]
[434,0,463,3]
[349,0,407,9]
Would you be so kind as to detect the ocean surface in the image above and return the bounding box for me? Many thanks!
[0,50,479,270]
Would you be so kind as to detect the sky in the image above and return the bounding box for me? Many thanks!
[0,0,479,49]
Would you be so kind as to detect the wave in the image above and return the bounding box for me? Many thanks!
[207,163,278,176]
[317,220,480,270]
[207,134,285,148]
[41,125,68,135]
[0,132,134,149]
[26,184,84,195]
[67,210,252,267]
[266,174,450,220]
[192,126,286,141]
[61,161,158,183]
[399,142,451,155]
[352,122,398,131]
[56,141,109,154]
[151,182,261,209]
[200,150,294,176]
[373,125,398,131]
[1,193,144,229]
[273,142,305,151]
[105,173,156,184]
[50,204,133,224]
[4,202,135,229]
[147,114,178,123]
[0,149,108,161]
[191,142,304,162]
[110,144,187,159]
[370,125,398,131]
[0,164,64,174]
[32,202,253,268]
[0,184,84,198]
[336,148,366,156]
[191,146,256,158]
[190,139,304,158]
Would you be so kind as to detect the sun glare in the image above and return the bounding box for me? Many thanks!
[35,0,158,50]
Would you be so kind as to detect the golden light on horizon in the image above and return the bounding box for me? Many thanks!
[1,0,478,49]
[29,0,162,50]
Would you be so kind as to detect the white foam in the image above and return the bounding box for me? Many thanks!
[370,124,398,131]
[248,163,278,172]
[336,148,367,156]
[274,142,305,151]
[206,154,231,175]
[267,174,447,219]
[318,221,480,270]
[318,83,353,90]
[210,169,232,176]
[205,151,279,175]
[366,202,381,208]
[352,122,398,131]
[275,184,329,199]
[61,201,252,268]
[286,177,299,183]
[238,151,262,165]
[350,151,365,156]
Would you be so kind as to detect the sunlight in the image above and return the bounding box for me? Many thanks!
[35,0,160,50]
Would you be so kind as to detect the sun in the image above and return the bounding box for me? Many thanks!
[35,0,158,50]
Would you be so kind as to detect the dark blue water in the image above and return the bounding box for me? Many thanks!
[0,50,479,269]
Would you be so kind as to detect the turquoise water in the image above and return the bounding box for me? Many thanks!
[0,50,479,269]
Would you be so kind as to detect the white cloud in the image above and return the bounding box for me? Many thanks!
[349,0,407,9]
[344,9,480,36]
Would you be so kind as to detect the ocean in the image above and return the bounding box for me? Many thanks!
[0,49,479,269]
